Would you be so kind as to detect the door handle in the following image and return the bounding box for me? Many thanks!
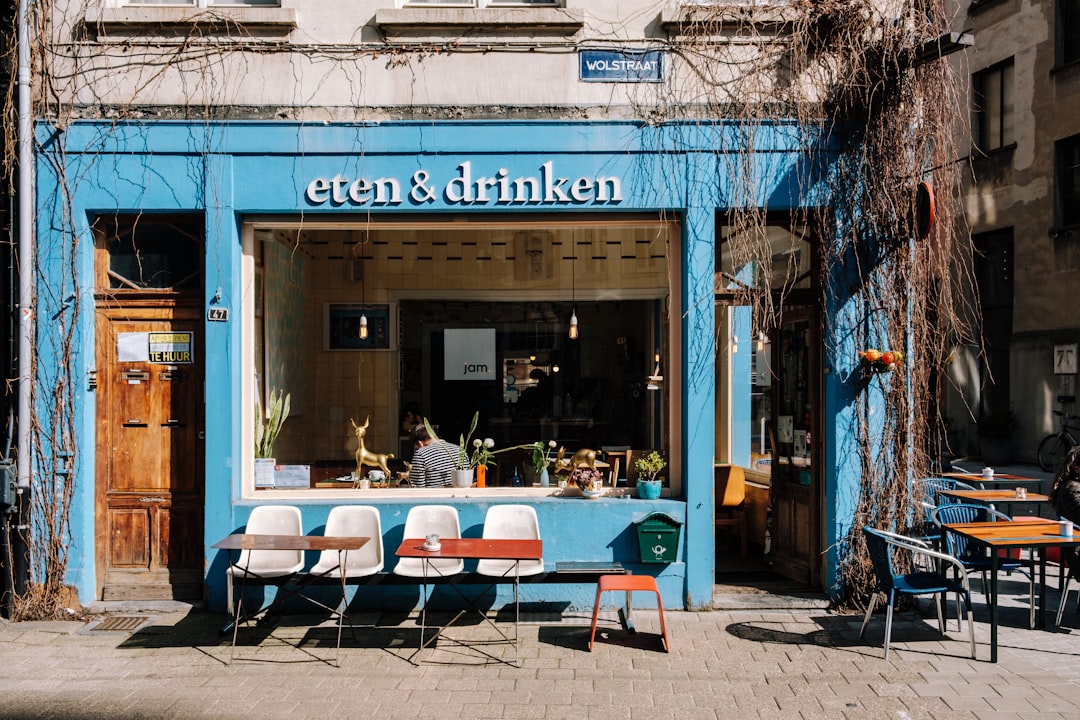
[139,496,166,503]
[122,420,147,427]
[161,420,185,427]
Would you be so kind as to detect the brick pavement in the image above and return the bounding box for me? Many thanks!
[1,585,1079,720]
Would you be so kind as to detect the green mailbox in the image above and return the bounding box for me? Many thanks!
[634,511,682,563]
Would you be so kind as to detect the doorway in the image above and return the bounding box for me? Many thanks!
[93,215,205,601]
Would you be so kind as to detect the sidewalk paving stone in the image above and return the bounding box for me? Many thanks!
[1,593,1079,720]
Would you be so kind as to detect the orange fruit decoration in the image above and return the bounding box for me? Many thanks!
[863,349,881,362]
[880,351,895,365]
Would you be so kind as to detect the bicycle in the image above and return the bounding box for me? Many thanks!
[1037,409,1080,472]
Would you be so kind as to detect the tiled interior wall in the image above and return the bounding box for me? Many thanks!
[268,222,670,466]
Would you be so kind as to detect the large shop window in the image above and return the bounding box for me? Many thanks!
[244,218,673,497]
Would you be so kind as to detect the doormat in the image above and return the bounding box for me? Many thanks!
[88,615,148,632]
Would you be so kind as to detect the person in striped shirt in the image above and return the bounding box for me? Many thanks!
[407,423,460,488]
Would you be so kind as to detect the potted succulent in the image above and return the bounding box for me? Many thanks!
[254,388,290,487]
[634,450,667,500]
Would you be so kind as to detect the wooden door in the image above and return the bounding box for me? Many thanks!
[768,310,821,586]
[95,309,204,600]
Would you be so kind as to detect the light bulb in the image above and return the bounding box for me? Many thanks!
[358,313,369,339]
[568,309,579,340]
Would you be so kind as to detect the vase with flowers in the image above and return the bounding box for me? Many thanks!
[572,466,604,498]
[531,439,557,487]
[634,450,667,500]
[424,412,544,487]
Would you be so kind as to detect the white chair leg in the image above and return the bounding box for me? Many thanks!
[1057,577,1073,627]
[860,593,879,639]
[964,602,976,659]
[883,599,895,661]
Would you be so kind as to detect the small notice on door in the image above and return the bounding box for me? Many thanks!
[148,332,194,364]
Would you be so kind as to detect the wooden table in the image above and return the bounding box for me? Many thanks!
[396,537,543,665]
[213,533,370,665]
[942,520,1080,662]
[943,472,1044,490]
[938,489,1050,517]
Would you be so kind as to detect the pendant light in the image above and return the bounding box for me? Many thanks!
[357,255,369,340]
[568,245,579,340]
[646,351,663,391]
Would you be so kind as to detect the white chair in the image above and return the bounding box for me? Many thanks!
[310,505,384,578]
[393,505,463,662]
[393,505,464,577]
[476,504,544,578]
[226,505,304,610]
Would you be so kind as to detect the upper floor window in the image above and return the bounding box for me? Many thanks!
[126,1,280,5]
[402,1,558,6]
[1060,0,1080,66]
[972,59,1014,154]
[1057,134,1080,228]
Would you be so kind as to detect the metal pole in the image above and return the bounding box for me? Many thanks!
[16,0,34,491]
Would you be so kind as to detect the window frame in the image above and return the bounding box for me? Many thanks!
[1057,134,1080,229]
[401,0,560,7]
[1059,0,1080,67]
[972,59,1015,155]
[125,1,281,6]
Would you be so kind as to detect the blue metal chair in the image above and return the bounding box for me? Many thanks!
[911,478,978,546]
[860,527,976,660]
[932,503,1037,628]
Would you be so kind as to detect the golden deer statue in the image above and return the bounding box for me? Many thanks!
[553,446,598,475]
[350,416,394,479]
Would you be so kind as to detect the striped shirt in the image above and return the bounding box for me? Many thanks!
[408,440,460,488]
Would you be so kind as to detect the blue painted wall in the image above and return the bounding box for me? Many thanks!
[32,119,862,611]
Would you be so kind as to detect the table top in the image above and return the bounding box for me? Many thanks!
[944,472,1041,484]
[939,489,1050,504]
[212,534,370,551]
[396,537,542,561]
[943,520,1080,549]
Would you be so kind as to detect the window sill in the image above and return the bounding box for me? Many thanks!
[660,5,798,35]
[967,0,1010,16]
[84,7,297,39]
[244,485,675,501]
[374,8,584,40]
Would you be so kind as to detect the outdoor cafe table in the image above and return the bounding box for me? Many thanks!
[212,533,370,665]
[942,519,1080,662]
[395,537,543,666]
[943,471,1044,490]
[938,488,1051,517]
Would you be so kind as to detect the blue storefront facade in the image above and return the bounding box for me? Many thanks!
[33,118,867,612]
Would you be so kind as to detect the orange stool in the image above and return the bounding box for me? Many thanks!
[589,574,670,652]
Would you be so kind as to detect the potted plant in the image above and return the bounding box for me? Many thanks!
[254,388,290,487]
[635,450,667,500]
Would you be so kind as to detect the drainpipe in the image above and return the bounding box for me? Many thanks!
[12,0,34,602]
[16,0,33,493]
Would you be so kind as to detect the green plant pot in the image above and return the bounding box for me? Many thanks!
[637,479,662,500]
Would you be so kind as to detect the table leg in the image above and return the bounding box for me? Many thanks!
[990,553,999,663]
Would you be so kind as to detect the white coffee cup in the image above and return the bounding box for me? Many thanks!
[425,533,440,547]
[1062,521,1074,538]
[368,469,385,481]
[982,467,994,479]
